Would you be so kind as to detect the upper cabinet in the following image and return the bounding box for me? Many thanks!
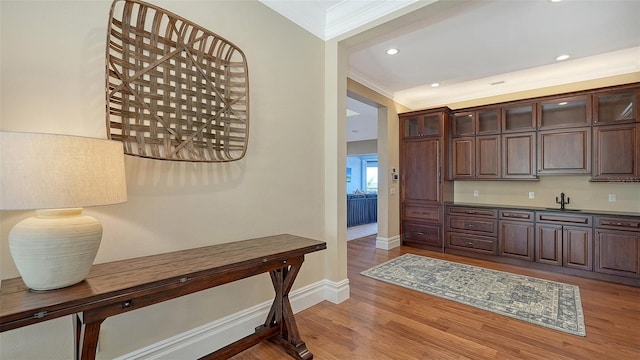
[403,112,442,138]
[593,88,639,125]
[502,103,536,133]
[537,95,591,130]
[452,108,500,137]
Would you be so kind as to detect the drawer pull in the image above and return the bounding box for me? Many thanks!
[505,213,528,218]
[465,241,475,246]
[602,221,638,227]
[467,224,476,228]
[466,210,476,214]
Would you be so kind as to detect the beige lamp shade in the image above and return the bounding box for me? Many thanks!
[0,131,128,290]
[0,131,127,210]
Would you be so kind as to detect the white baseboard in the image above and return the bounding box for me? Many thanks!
[115,278,350,360]
[376,235,400,250]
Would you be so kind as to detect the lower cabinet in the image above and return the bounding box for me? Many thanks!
[563,226,593,271]
[499,210,535,261]
[404,221,442,249]
[438,206,640,286]
[402,204,443,250]
[535,223,562,266]
[594,216,640,278]
[446,206,498,255]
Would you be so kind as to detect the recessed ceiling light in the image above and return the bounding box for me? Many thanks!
[431,83,440,88]
[556,54,570,61]
[550,0,563,3]
[386,48,399,55]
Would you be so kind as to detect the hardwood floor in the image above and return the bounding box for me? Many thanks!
[232,235,640,359]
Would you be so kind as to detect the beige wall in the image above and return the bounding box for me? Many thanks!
[0,1,328,358]
[451,73,640,213]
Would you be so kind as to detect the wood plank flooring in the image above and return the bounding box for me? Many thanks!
[232,235,640,359]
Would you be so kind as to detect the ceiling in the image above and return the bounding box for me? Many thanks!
[261,0,640,142]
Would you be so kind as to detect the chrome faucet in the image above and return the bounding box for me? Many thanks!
[556,192,570,210]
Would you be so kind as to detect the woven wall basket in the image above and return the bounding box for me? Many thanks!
[106,0,249,162]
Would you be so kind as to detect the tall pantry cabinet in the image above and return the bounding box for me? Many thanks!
[399,107,454,251]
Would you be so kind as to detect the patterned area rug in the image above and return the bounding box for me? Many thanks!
[361,254,586,336]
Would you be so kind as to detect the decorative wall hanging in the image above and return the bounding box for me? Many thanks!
[106,0,249,162]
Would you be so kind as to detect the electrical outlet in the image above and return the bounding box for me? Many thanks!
[473,190,479,197]
[608,194,617,202]
[528,192,535,199]
[390,188,396,195]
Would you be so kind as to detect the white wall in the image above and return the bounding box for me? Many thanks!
[0,1,332,358]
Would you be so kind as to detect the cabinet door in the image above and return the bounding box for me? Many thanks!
[563,226,593,271]
[538,127,591,174]
[538,95,591,129]
[451,137,474,179]
[401,138,441,203]
[593,88,639,125]
[476,135,501,178]
[477,108,500,135]
[502,132,536,178]
[536,224,562,266]
[503,104,536,133]
[402,113,442,138]
[499,220,534,261]
[594,229,640,278]
[452,112,475,137]
[592,123,640,181]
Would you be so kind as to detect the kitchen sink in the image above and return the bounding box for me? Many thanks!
[544,208,582,212]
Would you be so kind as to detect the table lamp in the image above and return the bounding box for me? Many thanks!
[0,131,127,290]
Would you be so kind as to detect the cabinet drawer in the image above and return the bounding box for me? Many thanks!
[595,216,640,232]
[536,212,592,226]
[448,206,497,218]
[447,232,497,254]
[448,216,497,236]
[404,205,442,222]
[499,210,534,222]
[403,222,442,248]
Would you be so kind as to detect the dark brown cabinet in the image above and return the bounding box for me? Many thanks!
[538,127,591,174]
[499,210,535,261]
[402,139,442,203]
[452,108,500,137]
[502,103,536,133]
[451,135,500,179]
[592,122,640,182]
[402,112,442,138]
[535,212,593,270]
[535,223,562,266]
[400,108,453,251]
[593,87,639,125]
[563,226,593,271]
[502,132,536,179]
[446,206,498,255]
[538,95,591,129]
[594,216,640,278]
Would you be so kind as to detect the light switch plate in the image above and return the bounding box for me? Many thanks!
[608,194,616,202]
[529,192,535,199]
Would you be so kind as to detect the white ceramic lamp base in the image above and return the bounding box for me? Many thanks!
[9,208,102,291]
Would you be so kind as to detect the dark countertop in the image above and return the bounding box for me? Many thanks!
[445,202,640,218]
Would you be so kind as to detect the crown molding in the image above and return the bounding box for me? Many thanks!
[325,0,421,40]
[259,0,327,39]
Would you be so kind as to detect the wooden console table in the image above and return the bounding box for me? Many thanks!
[0,234,326,360]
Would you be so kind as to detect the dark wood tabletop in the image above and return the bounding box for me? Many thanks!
[0,234,327,332]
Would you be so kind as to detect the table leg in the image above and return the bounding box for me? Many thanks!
[74,313,104,360]
[262,261,312,360]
